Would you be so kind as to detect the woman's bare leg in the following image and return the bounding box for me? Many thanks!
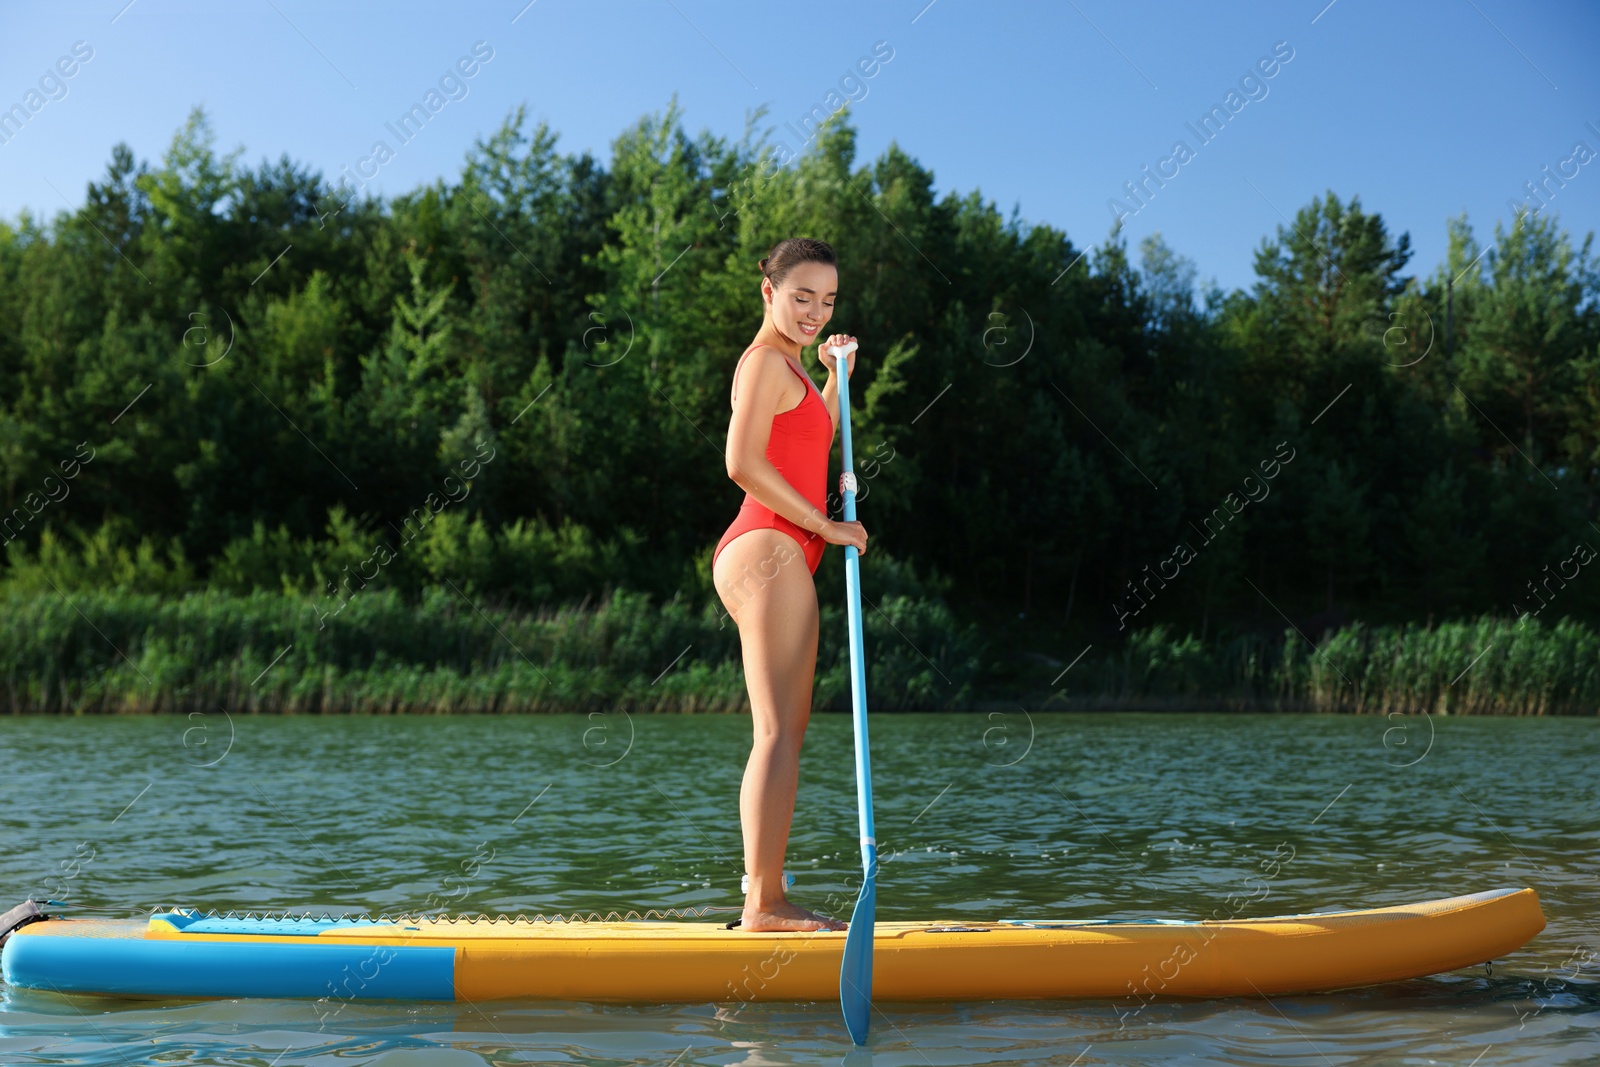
[713,529,845,932]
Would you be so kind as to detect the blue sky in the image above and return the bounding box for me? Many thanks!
[2,0,1597,295]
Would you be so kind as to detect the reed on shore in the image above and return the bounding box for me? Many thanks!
[1036,616,1600,715]
[0,586,980,714]
[3,589,1595,714]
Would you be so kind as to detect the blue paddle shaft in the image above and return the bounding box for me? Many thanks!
[835,347,873,849]
[833,343,875,1046]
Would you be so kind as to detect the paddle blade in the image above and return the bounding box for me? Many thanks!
[839,858,877,1045]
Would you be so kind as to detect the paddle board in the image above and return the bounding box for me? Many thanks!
[0,888,1544,1002]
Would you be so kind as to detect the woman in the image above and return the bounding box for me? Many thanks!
[712,237,868,933]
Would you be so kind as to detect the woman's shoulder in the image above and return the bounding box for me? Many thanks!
[740,341,785,363]
[731,342,794,400]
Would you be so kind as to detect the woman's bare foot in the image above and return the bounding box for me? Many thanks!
[740,898,847,932]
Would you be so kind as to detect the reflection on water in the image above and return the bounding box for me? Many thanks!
[1,712,1596,1065]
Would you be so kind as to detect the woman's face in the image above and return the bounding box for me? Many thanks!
[765,261,837,346]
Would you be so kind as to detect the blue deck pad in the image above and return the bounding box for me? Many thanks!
[999,918,1199,928]
[4,936,456,1000]
[154,910,413,937]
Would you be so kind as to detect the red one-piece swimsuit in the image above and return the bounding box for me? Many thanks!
[713,343,833,575]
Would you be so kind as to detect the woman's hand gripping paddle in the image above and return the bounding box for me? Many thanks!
[829,340,875,1046]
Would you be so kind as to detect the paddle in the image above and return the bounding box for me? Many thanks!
[829,340,875,1046]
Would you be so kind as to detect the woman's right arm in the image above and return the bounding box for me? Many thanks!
[725,349,864,552]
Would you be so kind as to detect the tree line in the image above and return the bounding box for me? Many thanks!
[2,99,1597,702]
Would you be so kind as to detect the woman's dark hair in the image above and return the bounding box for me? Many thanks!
[758,238,836,289]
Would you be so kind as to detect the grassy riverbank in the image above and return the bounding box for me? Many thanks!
[3,589,1597,714]
[1033,616,1600,715]
[0,586,981,714]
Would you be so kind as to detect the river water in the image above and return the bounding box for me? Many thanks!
[1,712,1595,1065]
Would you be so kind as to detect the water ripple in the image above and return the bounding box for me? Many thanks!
[1,712,1595,1065]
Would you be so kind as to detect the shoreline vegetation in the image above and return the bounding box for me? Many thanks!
[5,104,1599,714]
[5,588,1596,715]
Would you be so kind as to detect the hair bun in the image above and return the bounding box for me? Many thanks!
[757,238,836,288]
